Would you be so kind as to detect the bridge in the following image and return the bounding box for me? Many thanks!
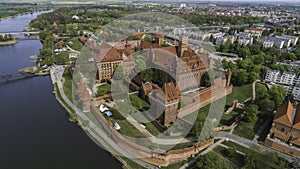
[0,72,34,83]
[0,31,40,36]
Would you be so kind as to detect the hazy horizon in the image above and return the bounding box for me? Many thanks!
[0,0,300,3]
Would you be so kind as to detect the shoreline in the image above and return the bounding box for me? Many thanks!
[52,81,129,168]
[0,39,18,46]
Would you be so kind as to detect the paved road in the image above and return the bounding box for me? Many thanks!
[50,66,158,169]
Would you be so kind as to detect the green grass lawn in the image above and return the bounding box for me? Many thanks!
[119,156,146,169]
[106,107,147,138]
[129,94,150,111]
[233,121,256,140]
[54,83,77,121]
[70,38,83,51]
[62,67,73,102]
[142,122,161,136]
[222,141,253,154]
[161,160,187,169]
[219,110,240,126]
[214,146,244,168]
[170,141,196,150]
[233,111,273,140]
[96,84,111,97]
[225,84,252,106]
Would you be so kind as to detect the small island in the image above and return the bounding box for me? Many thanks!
[0,34,18,46]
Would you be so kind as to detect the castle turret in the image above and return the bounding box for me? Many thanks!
[155,34,164,47]
[53,21,57,30]
[179,35,188,57]
[225,68,232,87]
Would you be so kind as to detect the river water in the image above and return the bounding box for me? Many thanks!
[0,11,121,169]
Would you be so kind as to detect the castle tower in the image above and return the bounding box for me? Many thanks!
[154,82,180,126]
[225,68,232,87]
[155,34,164,47]
[53,21,57,30]
[179,35,189,57]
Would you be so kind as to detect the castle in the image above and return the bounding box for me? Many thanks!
[81,33,232,126]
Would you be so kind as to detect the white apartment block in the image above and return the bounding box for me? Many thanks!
[263,40,274,48]
[275,36,292,48]
[265,71,300,101]
[244,28,263,37]
[262,37,285,49]
[279,72,296,85]
[265,70,280,83]
[238,37,253,46]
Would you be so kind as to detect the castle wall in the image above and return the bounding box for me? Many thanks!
[265,137,300,157]
[178,85,232,118]
[90,104,214,167]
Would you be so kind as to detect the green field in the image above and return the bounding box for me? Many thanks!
[225,84,252,106]
[62,67,73,102]
[96,84,111,97]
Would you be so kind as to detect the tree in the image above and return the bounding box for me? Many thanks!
[237,47,251,58]
[134,58,146,73]
[232,69,248,86]
[239,58,254,71]
[280,52,296,61]
[243,150,287,169]
[201,72,211,87]
[256,84,269,102]
[295,50,300,60]
[191,113,207,138]
[225,147,236,158]
[196,152,232,169]
[244,105,259,122]
[253,53,265,65]
[269,86,286,107]
[113,65,124,80]
[248,72,260,83]
[259,98,275,112]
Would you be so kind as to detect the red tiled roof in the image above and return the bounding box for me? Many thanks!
[142,82,153,94]
[274,101,294,127]
[155,34,164,38]
[136,33,145,39]
[246,27,263,31]
[293,104,300,130]
[162,82,180,102]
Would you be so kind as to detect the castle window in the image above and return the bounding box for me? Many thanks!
[280,127,285,132]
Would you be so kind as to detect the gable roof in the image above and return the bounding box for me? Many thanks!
[274,101,294,127]
[163,82,180,102]
[293,104,300,130]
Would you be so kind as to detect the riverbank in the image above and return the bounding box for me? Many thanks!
[0,39,18,46]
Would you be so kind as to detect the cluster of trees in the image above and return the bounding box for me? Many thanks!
[243,84,285,123]
[196,152,232,169]
[0,3,52,19]
[38,31,54,66]
[243,150,287,169]
[29,7,127,33]
[176,13,266,26]
[218,42,300,86]
[220,58,265,86]
[0,34,13,42]
[256,84,286,110]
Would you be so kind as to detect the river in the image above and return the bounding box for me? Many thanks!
[0,11,121,169]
